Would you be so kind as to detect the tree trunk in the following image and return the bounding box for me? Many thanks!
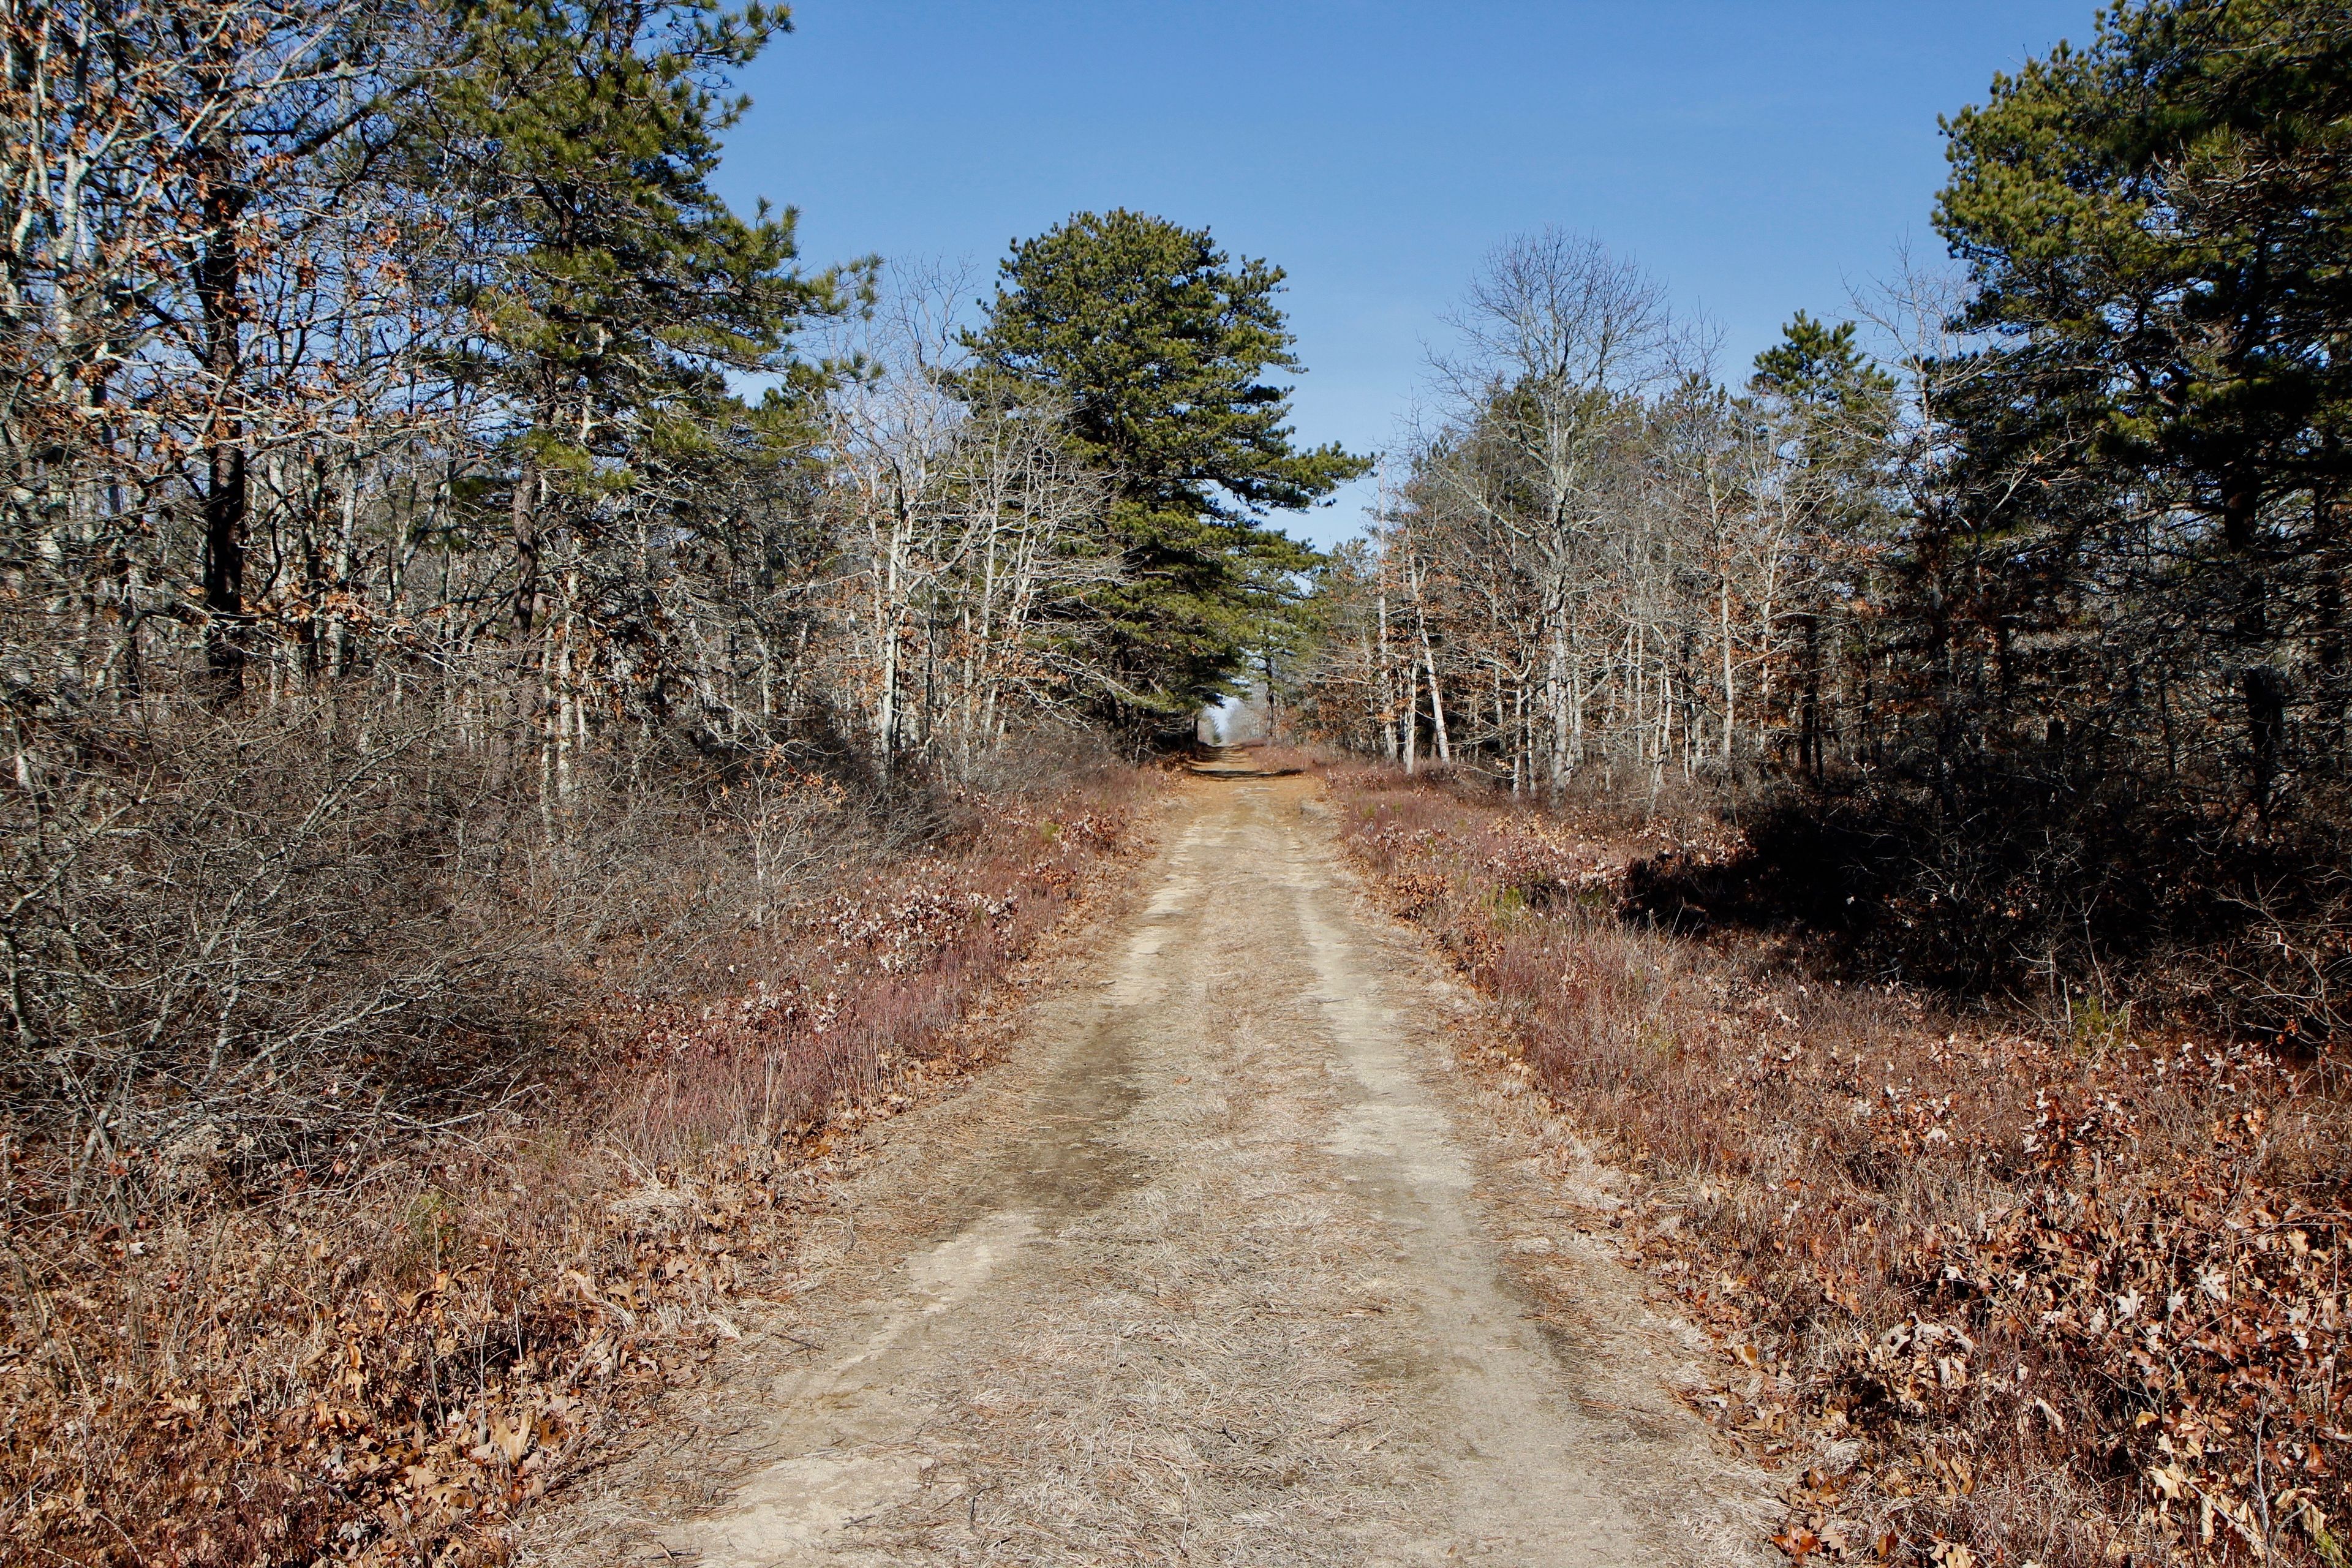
[195,141,249,698]
[1408,554,1450,764]
[510,454,541,636]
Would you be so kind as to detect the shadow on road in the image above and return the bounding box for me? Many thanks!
[1186,744,1303,780]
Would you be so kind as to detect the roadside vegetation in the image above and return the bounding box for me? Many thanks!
[4,752,1152,1566]
[1324,763,2348,1567]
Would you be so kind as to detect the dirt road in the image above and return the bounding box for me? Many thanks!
[532,767,1771,1566]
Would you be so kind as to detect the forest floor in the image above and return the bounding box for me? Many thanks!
[517,757,1774,1567]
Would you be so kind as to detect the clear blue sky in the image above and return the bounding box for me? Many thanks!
[714,1,2092,546]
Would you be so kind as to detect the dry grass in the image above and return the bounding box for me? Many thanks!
[1321,762,2352,1568]
[841,1111,1434,1566]
[0,750,1163,1567]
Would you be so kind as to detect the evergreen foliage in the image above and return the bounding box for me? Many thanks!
[960,209,1370,726]
[415,0,840,639]
[1929,0,2352,821]
[1937,0,2352,541]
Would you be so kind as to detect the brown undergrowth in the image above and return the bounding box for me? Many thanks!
[1321,762,2352,1568]
[1,764,1163,1567]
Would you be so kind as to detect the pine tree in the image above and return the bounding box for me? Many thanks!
[1747,314,1896,780]
[415,0,833,633]
[960,210,1368,729]
[1935,0,2352,810]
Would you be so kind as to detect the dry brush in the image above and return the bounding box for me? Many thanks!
[1323,761,2351,1568]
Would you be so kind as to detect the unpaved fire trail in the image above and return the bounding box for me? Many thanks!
[530,764,1770,1566]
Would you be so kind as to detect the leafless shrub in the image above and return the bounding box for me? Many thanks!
[1,693,564,1198]
[0,699,1156,1566]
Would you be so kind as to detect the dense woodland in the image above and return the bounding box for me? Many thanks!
[1297,0,2352,1035]
[21,0,2344,1167]
[0,0,1359,1174]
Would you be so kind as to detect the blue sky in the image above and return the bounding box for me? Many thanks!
[714,1,2092,546]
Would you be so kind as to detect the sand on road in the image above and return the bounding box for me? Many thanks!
[527,766,1772,1567]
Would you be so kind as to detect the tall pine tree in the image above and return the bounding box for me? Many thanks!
[1935,0,2352,811]
[960,210,1368,731]
[415,0,831,635]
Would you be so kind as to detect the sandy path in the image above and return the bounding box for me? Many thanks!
[532,769,1771,1566]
